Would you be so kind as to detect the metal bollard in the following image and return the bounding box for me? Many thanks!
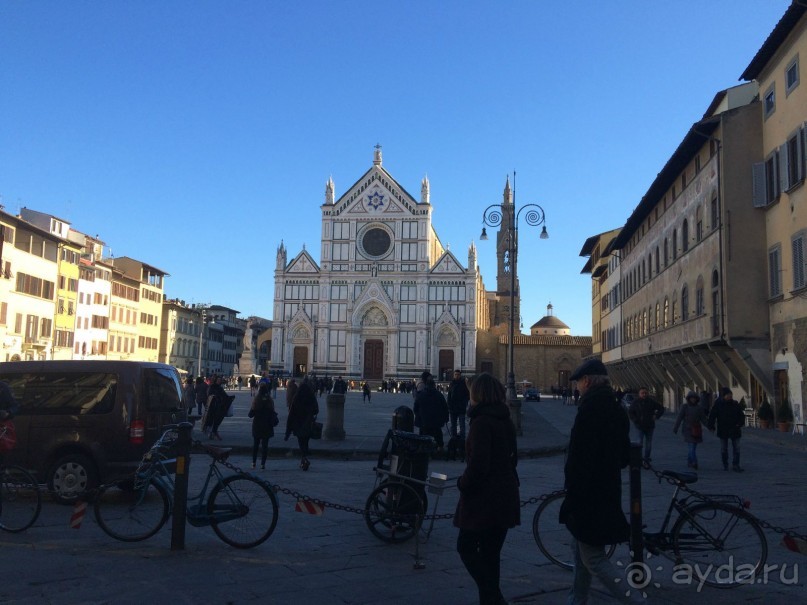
[170,422,193,551]
[628,443,644,576]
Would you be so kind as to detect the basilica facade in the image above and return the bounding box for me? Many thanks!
[270,148,487,381]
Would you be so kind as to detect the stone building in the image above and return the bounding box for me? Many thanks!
[270,147,484,381]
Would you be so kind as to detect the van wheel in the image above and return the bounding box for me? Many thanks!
[48,454,98,504]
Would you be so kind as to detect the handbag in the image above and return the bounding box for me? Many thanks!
[0,420,18,453]
[310,421,323,440]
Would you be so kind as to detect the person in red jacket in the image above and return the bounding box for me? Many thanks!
[453,372,520,605]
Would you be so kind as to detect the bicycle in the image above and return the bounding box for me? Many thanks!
[642,469,767,588]
[364,430,453,544]
[531,490,616,570]
[93,427,279,548]
[0,424,42,533]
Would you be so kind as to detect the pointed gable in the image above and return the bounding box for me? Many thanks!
[431,249,466,274]
[330,165,423,217]
[286,250,320,274]
[351,278,396,327]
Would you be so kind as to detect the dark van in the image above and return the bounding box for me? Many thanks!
[0,360,185,503]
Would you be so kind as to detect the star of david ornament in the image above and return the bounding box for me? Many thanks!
[367,191,385,210]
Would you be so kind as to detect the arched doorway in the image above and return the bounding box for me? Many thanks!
[438,350,454,382]
[558,369,570,388]
[363,339,384,379]
[293,346,308,377]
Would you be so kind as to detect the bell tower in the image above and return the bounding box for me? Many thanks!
[495,176,520,330]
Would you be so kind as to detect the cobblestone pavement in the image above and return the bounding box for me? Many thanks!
[1,392,804,604]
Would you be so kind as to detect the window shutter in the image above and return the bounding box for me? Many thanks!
[800,124,807,181]
[769,249,781,297]
[752,162,767,207]
[779,144,789,194]
[792,237,805,289]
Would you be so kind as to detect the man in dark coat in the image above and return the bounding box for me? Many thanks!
[627,386,664,468]
[447,369,470,440]
[413,372,449,450]
[708,386,745,472]
[559,359,640,605]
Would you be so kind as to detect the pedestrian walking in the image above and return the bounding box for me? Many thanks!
[285,381,318,471]
[237,375,243,391]
[194,376,207,416]
[673,391,708,469]
[249,383,277,470]
[627,386,664,468]
[454,372,520,605]
[362,381,371,403]
[286,378,298,410]
[559,359,641,605]
[248,375,257,396]
[204,376,232,441]
[413,371,449,452]
[447,369,470,440]
[181,376,195,416]
[707,387,745,471]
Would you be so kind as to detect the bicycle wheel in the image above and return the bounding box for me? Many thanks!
[0,465,42,533]
[672,502,767,588]
[364,481,424,543]
[532,491,615,570]
[208,475,278,548]
[94,479,170,542]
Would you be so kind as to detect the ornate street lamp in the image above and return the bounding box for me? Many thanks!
[481,180,548,434]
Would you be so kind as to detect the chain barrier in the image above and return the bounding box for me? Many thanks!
[646,463,807,543]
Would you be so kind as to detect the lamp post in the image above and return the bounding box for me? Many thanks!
[481,185,548,435]
[197,308,207,378]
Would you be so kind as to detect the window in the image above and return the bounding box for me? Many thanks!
[672,229,678,260]
[333,222,349,239]
[709,197,720,231]
[332,243,349,261]
[654,303,660,331]
[792,234,805,290]
[663,298,669,328]
[664,238,669,266]
[401,221,418,239]
[401,242,418,261]
[329,303,347,322]
[696,207,703,242]
[671,298,677,325]
[682,219,689,252]
[786,129,805,189]
[399,331,415,364]
[0,302,6,325]
[655,247,660,274]
[769,245,782,297]
[399,304,416,323]
[400,284,417,301]
[785,55,800,95]
[681,285,689,321]
[711,271,720,337]
[764,83,776,119]
[696,276,705,316]
[328,330,346,363]
[330,284,348,300]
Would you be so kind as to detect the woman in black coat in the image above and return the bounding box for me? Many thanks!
[249,383,276,470]
[284,381,318,471]
[453,373,520,605]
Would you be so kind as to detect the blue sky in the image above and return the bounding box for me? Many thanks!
[0,1,791,335]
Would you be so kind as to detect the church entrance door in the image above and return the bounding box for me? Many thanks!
[438,350,454,382]
[363,340,384,379]
[293,346,308,377]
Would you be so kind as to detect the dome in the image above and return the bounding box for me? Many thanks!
[530,303,571,336]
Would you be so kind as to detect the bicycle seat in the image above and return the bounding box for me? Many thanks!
[660,470,698,484]
[200,443,232,461]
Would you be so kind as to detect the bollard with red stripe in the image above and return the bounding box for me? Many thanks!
[782,535,807,555]
[294,499,325,516]
[70,500,88,529]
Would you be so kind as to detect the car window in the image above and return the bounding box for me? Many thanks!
[2,372,117,415]
[143,368,183,412]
